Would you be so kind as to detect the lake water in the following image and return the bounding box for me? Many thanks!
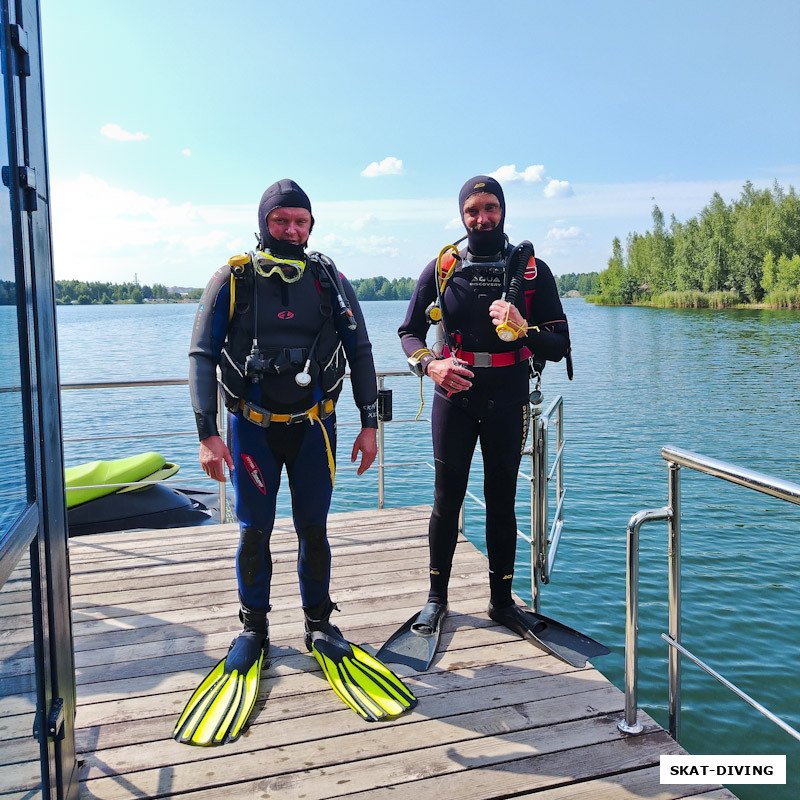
[56,299,800,799]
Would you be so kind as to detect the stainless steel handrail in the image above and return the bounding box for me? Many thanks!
[58,371,429,522]
[619,445,800,743]
[525,395,565,610]
[59,375,569,614]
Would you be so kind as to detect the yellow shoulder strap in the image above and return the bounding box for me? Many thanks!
[227,254,250,322]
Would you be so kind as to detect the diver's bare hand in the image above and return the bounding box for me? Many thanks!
[199,435,233,482]
[489,299,527,333]
[351,427,377,475]
[426,358,473,393]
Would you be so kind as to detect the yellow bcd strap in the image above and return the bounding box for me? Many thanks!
[227,254,251,322]
[307,406,336,488]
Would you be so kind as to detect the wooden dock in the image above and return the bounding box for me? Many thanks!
[29,506,741,798]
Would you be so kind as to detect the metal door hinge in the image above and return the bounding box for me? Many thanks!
[33,697,65,741]
[48,697,65,740]
[1,165,38,211]
[9,24,31,77]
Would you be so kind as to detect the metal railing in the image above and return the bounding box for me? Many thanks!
[619,445,800,743]
[528,396,566,610]
[60,375,569,607]
[438,394,566,608]
[60,372,429,520]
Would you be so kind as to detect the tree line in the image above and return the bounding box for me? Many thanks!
[1,267,596,308]
[50,280,200,305]
[593,182,800,308]
[555,272,600,296]
[349,275,416,301]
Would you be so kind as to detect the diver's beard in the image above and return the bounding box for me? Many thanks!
[466,223,505,257]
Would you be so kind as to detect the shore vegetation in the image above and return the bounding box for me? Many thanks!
[587,181,800,308]
[0,280,204,305]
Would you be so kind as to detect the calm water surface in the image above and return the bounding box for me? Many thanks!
[57,299,800,798]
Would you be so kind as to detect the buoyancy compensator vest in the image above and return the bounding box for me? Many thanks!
[218,253,347,413]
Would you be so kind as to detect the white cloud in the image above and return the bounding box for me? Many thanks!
[348,213,378,231]
[489,164,546,183]
[50,174,246,283]
[444,217,462,230]
[322,232,400,258]
[100,123,149,142]
[181,148,192,157]
[361,156,405,178]
[544,179,574,198]
[546,225,584,241]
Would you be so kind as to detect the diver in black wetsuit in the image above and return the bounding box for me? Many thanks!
[177,180,420,745]
[396,174,573,650]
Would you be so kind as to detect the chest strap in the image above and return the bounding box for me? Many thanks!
[443,345,531,368]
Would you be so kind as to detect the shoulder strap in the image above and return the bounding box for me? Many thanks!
[227,255,254,322]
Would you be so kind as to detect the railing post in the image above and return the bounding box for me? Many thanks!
[619,506,672,735]
[667,461,682,740]
[217,386,227,523]
[530,404,542,612]
[377,375,385,510]
[556,400,563,512]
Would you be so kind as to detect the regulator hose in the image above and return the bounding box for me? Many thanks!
[496,240,534,341]
[505,240,534,307]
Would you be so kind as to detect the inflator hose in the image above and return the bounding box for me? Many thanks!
[504,240,534,308]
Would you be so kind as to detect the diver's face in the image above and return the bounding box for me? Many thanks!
[462,192,502,231]
[266,207,312,246]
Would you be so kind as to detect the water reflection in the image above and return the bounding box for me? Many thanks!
[0,553,42,796]
[0,82,27,534]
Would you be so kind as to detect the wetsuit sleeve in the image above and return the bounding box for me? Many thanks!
[397,259,438,374]
[524,258,570,362]
[188,266,232,439]
[337,275,378,428]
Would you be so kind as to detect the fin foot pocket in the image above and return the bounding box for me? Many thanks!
[377,601,447,671]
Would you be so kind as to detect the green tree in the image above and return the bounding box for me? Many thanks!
[776,254,800,289]
[599,237,636,303]
[699,193,732,294]
[76,294,93,305]
[131,288,143,304]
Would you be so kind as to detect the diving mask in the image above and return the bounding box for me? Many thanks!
[252,250,306,283]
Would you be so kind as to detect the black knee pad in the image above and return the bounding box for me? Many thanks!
[299,524,330,582]
[237,526,270,587]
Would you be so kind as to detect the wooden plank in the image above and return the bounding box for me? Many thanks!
[65,524,441,585]
[65,506,433,565]
[79,681,625,781]
[63,506,699,800]
[72,629,563,731]
[511,765,739,799]
[81,713,663,799]
[76,647,601,753]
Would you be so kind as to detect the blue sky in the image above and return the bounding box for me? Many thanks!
[41,0,800,287]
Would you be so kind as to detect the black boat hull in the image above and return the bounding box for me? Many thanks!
[67,484,219,537]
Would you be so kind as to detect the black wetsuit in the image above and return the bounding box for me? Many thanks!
[398,245,570,607]
[189,259,377,616]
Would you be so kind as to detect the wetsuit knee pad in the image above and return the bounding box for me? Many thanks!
[298,524,331,582]
[237,526,271,587]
